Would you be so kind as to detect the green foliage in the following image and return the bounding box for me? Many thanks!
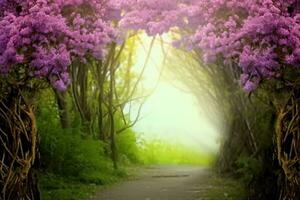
[37,91,121,184]
[117,129,141,164]
[235,156,262,185]
[138,139,215,166]
[37,89,131,199]
[206,175,246,200]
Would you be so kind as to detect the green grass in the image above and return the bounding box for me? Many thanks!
[205,175,246,200]
[39,165,140,200]
[138,139,215,166]
[39,173,98,200]
[39,168,131,200]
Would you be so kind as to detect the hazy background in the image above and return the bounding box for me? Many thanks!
[128,34,221,153]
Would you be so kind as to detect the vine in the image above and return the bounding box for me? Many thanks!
[0,87,40,200]
[276,86,300,199]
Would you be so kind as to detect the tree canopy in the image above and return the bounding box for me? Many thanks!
[2,0,300,92]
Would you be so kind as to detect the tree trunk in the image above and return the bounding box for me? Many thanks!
[71,61,92,135]
[54,90,70,129]
[109,61,118,170]
[98,84,106,141]
[78,65,92,134]
[0,88,40,200]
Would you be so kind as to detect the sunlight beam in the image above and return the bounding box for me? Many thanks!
[129,33,221,154]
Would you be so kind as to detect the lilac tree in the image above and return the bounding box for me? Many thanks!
[0,0,117,199]
[0,0,117,90]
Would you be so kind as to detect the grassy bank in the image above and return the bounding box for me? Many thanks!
[40,173,98,200]
[39,167,134,200]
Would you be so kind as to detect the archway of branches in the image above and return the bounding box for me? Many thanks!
[128,32,298,200]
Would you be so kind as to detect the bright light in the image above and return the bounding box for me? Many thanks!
[129,33,221,154]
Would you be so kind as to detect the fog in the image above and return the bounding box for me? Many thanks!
[128,34,221,154]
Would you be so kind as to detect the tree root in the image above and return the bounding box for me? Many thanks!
[0,90,40,200]
[275,90,300,200]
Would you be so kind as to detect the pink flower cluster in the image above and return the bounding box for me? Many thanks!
[0,0,117,91]
[119,0,300,92]
[116,0,187,35]
[190,0,300,92]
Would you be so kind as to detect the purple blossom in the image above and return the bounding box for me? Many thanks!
[0,0,117,90]
[243,80,258,93]
[119,0,300,92]
[3,0,300,93]
[52,79,68,91]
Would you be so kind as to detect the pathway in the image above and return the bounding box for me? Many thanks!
[91,165,212,200]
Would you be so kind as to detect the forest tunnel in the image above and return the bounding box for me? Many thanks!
[1,1,300,200]
[126,32,296,199]
[128,34,222,159]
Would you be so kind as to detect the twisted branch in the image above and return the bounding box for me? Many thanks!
[0,88,39,200]
[276,88,300,200]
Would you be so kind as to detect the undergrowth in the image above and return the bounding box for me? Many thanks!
[39,173,98,200]
[206,174,246,200]
[138,139,215,166]
[37,90,132,199]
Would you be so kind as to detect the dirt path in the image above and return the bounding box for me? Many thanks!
[91,165,212,200]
